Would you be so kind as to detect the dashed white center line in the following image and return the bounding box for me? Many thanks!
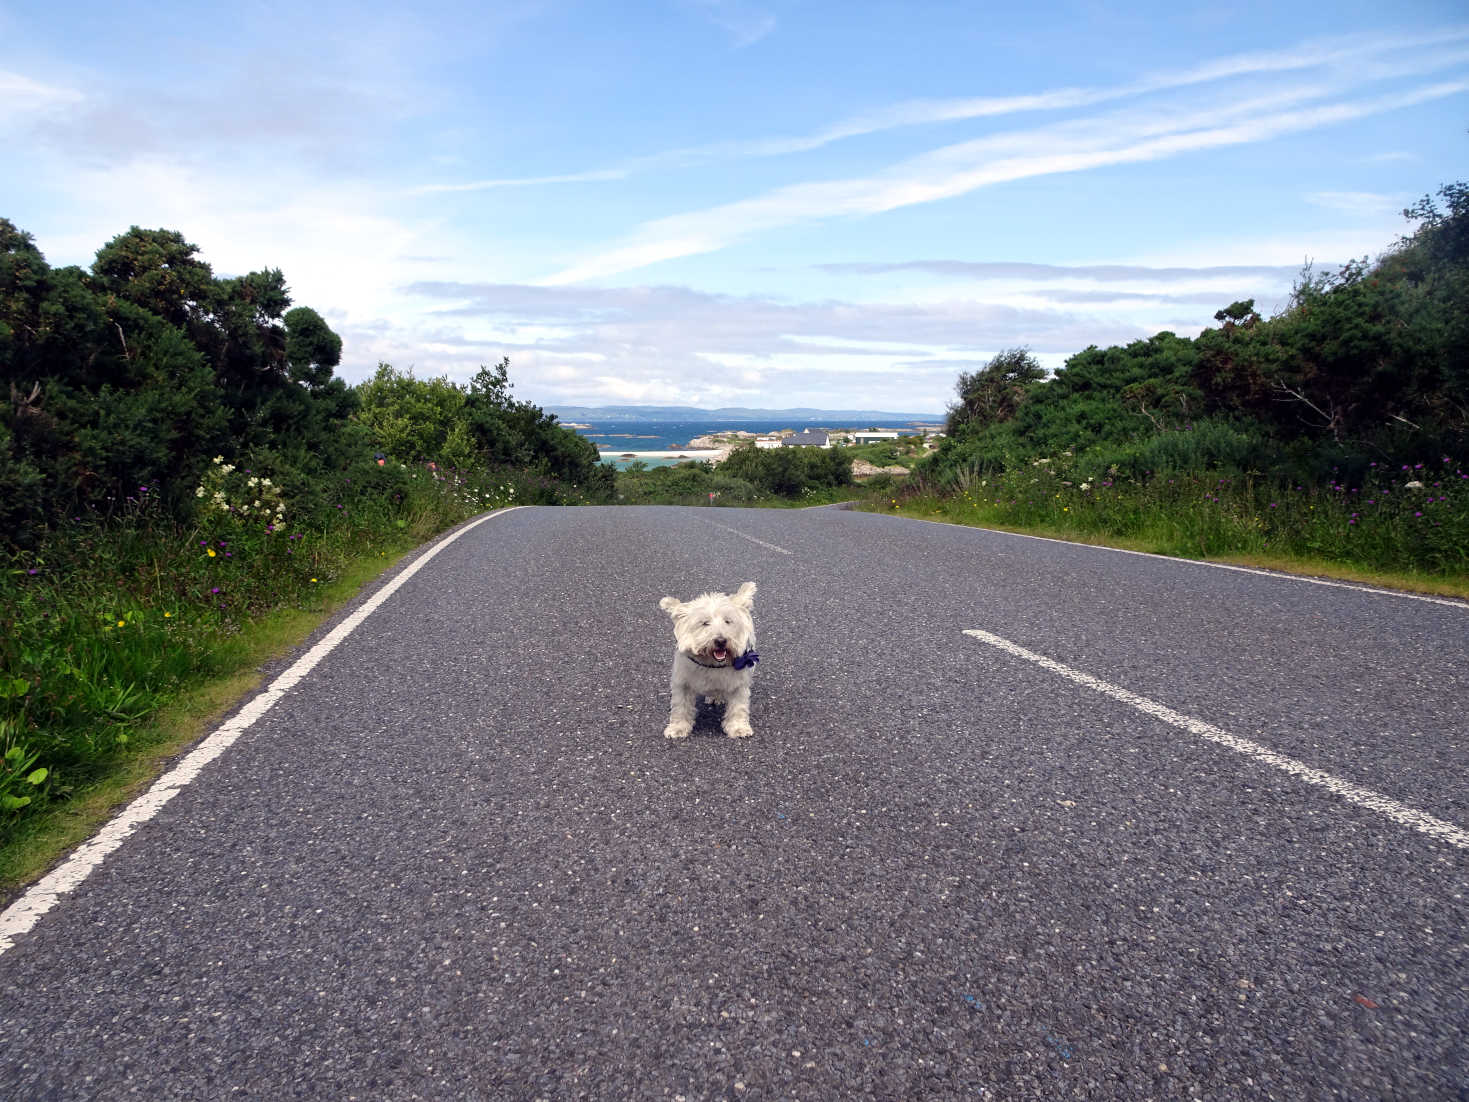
[0,507,523,958]
[701,520,793,555]
[962,627,1469,850]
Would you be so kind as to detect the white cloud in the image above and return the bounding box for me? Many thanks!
[543,78,1467,284]
[412,25,1469,193]
[684,0,776,48]
[0,70,81,122]
[410,168,628,194]
[1305,191,1403,217]
[391,277,1228,408]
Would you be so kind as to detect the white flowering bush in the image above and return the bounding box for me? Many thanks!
[194,456,288,531]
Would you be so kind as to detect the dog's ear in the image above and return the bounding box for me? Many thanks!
[659,596,684,619]
[733,581,756,609]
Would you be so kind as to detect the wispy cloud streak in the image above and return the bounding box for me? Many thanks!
[544,78,1467,284]
[412,26,1469,194]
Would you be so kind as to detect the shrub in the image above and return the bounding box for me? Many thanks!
[719,445,852,495]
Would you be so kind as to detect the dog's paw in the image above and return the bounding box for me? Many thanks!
[724,720,754,739]
[663,721,692,740]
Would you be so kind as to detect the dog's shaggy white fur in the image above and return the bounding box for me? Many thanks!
[658,581,757,739]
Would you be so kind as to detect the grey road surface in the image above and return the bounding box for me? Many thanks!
[1,505,1466,1100]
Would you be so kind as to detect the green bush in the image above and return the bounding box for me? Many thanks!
[614,462,763,505]
[718,444,852,495]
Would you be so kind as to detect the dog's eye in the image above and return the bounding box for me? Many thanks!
[701,619,710,626]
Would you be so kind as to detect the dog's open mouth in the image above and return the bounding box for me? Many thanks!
[709,642,730,662]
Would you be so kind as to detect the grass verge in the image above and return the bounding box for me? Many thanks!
[866,497,1469,600]
[0,537,425,903]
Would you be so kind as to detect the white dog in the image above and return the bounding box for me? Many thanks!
[659,582,759,739]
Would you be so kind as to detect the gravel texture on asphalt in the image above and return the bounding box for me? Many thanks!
[0,505,1465,1100]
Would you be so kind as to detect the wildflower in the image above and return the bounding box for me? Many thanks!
[164,612,172,618]
[211,587,220,594]
[207,549,217,557]
[1405,481,1425,490]
[1080,483,1090,491]
[117,620,125,627]
[310,577,318,583]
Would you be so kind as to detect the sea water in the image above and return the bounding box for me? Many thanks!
[565,418,923,468]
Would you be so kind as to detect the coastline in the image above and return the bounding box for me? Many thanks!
[595,447,725,469]
[597,449,723,460]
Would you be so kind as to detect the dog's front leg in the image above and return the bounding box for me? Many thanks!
[664,677,696,740]
[722,681,754,739]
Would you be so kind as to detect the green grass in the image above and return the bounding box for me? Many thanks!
[0,459,594,886]
[868,456,1469,598]
[0,548,418,899]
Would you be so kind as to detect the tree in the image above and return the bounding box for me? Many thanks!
[355,364,472,464]
[284,306,343,389]
[946,348,1046,434]
[91,227,218,333]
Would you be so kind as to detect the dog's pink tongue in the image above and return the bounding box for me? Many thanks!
[713,646,728,660]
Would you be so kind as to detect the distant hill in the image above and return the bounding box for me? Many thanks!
[548,404,944,423]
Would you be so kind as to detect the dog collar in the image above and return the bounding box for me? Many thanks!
[685,648,759,670]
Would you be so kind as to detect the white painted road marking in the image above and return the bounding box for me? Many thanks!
[962,628,1469,850]
[702,520,793,555]
[0,508,523,958]
[895,515,1468,610]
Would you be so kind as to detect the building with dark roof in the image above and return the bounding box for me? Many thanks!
[781,430,830,448]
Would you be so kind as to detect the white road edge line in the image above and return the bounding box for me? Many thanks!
[896,515,1467,610]
[701,519,793,555]
[0,507,523,957]
[962,628,1469,850]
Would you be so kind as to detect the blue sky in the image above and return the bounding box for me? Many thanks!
[3,1,1466,413]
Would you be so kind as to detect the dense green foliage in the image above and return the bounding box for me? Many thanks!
[906,179,1468,577]
[926,181,1469,493]
[719,443,853,495]
[355,359,611,494]
[613,461,766,505]
[0,222,611,548]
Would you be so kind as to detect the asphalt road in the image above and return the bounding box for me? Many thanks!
[1,505,1465,1100]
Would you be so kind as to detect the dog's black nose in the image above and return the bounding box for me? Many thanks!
[715,637,727,648]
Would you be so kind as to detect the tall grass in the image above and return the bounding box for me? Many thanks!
[887,454,1469,578]
[0,460,588,841]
